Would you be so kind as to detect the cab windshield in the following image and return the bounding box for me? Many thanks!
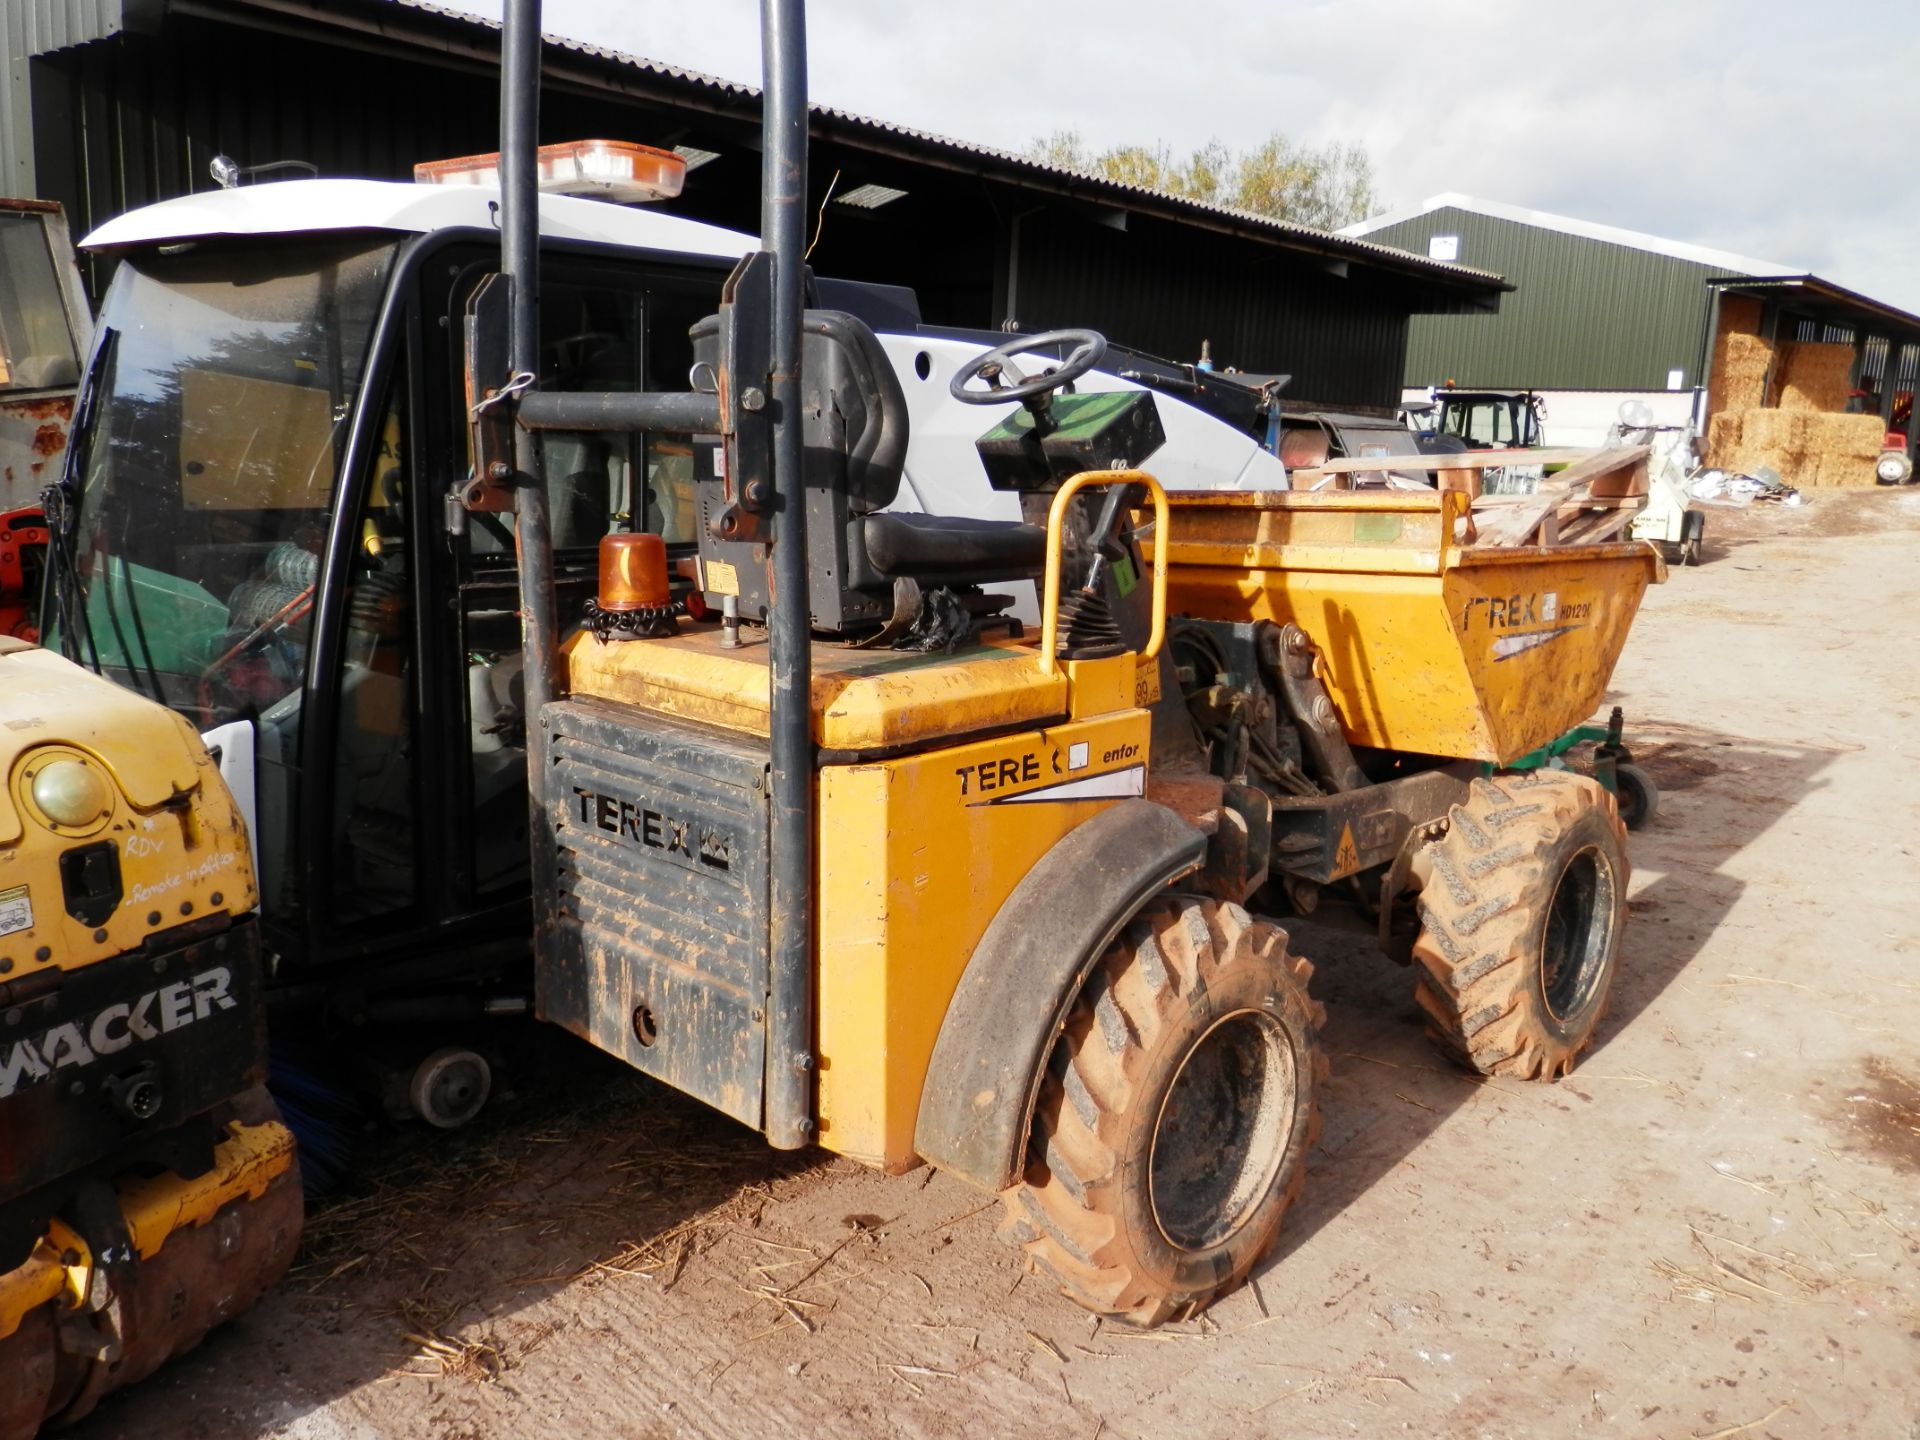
[51,234,396,727]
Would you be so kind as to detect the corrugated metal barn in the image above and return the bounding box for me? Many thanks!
[1343,193,1799,392]
[1,0,1507,410]
[1344,193,1920,473]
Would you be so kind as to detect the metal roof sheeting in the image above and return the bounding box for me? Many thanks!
[17,0,1503,404]
[1706,274,1920,348]
[378,0,1508,298]
[1345,192,1796,280]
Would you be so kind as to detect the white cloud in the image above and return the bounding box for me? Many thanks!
[442,0,1920,312]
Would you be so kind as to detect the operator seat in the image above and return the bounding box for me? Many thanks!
[692,309,1047,636]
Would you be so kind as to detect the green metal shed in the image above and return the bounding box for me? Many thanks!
[1341,194,1794,391]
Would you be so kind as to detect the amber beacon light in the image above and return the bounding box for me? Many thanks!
[589,533,679,640]
[414,140,687,204]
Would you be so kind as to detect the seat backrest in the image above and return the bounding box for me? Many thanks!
[689,308,912,634]
[798,310,909,515]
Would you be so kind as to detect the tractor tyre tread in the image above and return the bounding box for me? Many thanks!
[1413,770,1628,1081]
[997,897,1323,1326]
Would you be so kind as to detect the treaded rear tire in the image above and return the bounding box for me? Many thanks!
[998,897,1324,1326]
[1413,771,1629,1080]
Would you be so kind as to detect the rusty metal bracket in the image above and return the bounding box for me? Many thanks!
[1259,621,1368,793]
[707,250,775,545]
[461,273,519,513]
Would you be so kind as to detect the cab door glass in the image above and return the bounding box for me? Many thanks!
[0,210,82,392]
[454,265,718,901]
[329,390,418,922]
[466,281,647,559]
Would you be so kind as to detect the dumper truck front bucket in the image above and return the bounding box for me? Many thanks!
[1160,489,1663,764]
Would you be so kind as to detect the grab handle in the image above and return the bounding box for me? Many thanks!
[1040,469,1170,678]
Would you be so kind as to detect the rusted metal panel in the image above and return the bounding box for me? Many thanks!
[0,201,90,511]
[0,391,71,510]
[538,698,771,1128]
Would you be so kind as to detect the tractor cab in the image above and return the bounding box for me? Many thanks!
[1424,387,1547,449]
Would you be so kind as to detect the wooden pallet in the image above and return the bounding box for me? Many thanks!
[1287,445,1650,547]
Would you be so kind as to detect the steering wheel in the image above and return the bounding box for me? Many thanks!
[948,329,1109,405]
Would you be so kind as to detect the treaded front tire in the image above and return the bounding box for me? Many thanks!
[1413,771,1629,1080]
[998,897,1324,1326]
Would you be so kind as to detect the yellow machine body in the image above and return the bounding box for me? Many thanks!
[547,471,1658,1181]
[567,627,1153,1171]
[1159,489,1663,765]
[0,638,259,954]
[545,471,1174,1171]
[0,639,298,1439]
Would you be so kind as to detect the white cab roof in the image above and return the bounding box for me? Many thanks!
[81,178,757,260]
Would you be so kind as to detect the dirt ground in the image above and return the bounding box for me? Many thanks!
[73,490,1920,1440]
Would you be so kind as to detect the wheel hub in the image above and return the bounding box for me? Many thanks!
[1148,1009,1297,1251]
[1539,845,1618,1024]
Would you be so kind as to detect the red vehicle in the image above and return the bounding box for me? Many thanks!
[1877,393,1915,484]
[0,505,46,640]
[1,198,91,635]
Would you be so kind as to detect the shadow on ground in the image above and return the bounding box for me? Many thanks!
[70,1031,827,1438]
[1259,720,1841,1277]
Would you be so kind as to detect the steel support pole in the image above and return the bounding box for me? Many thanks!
[501,0,557,824]
[761,0,814,1151]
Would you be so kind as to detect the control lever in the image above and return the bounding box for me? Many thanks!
[1078,479,1144,596]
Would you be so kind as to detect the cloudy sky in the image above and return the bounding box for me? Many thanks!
[441,0,1920,312]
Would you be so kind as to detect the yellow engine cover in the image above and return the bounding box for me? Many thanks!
[815,702,1151,1172]
[0,640,257,979]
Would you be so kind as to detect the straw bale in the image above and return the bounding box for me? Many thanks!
[1721,332,1773,370]
[1717,296,1764,337]
[1745,450,1813,485]
[1809,454,1874,488]
[1705,412,1744,464]
[1738,409,1807,455]
[1711,331,1774,415]
[1776,343,1854,412]
[1800,411,1885,464]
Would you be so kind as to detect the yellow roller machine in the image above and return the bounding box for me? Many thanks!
[0,638,298,1438]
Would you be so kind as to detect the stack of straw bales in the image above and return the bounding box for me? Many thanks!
[1706,297,1767,423]
[1776,343,1854,411]
[1707,408,1884,487]
[1704,298,1884,487]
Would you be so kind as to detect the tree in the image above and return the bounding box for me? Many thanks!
[1233,136,1377,232]
[1024,131,1378,231]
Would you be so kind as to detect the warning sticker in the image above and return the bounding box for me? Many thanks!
[1331,824,1361,877]
[0,884,32,939]
[703,559,740,597]
[1135,657,1162,707]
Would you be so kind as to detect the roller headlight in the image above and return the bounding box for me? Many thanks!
[31,759,113,829]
